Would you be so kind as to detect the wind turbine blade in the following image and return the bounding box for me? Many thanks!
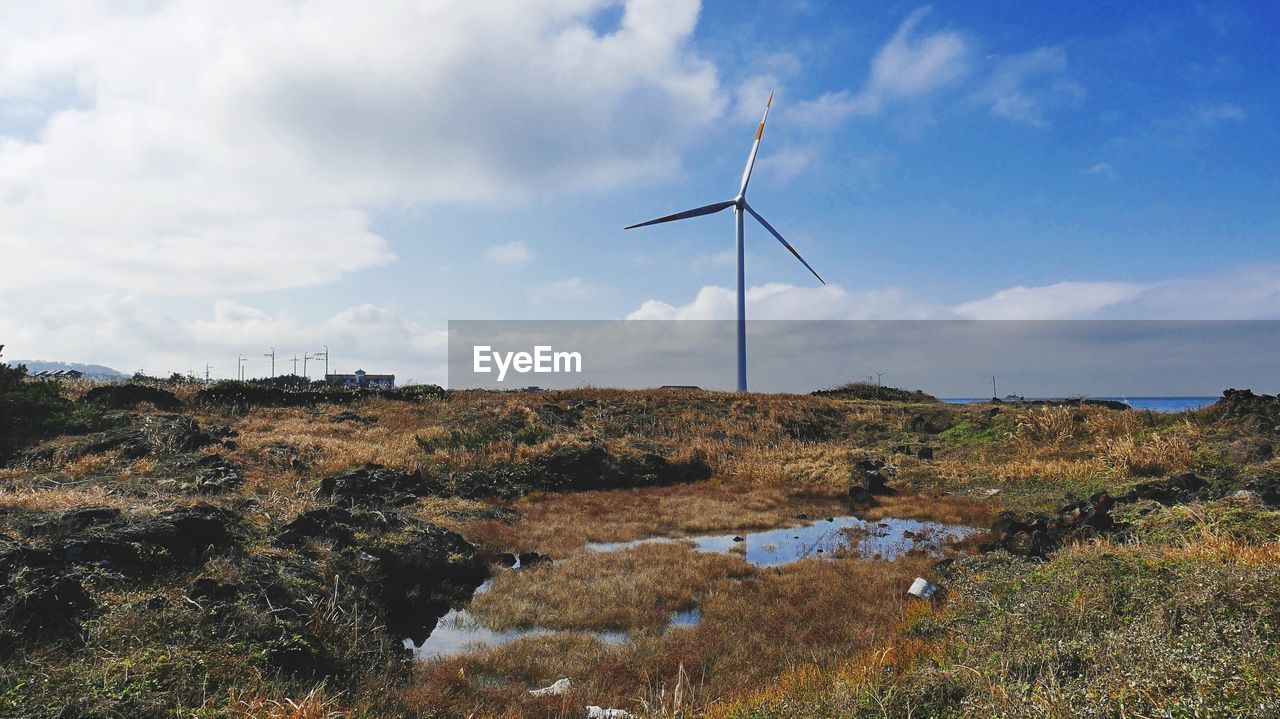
[744,202,825,284]
[624,200,735,230]
[737,91,773,196]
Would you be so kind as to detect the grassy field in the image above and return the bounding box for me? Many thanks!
[1,373,1277,717]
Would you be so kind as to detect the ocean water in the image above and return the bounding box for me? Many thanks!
[943,396,1219,412]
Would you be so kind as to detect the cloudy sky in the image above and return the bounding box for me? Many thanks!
[2,1,1277,382]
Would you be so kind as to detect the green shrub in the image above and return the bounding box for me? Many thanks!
[0,353,104,463]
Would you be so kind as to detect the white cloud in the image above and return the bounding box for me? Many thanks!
[627,282,935,320]
[486,240,533,265]
[1180,103,1246,131]
[532,276,607,302]
[975,47,1084,127]
[950,281,1146,319]
[0,0,726,298]
[790,12,1084,132]
[690,249,738,271]
[1086,162,1115,177]
[734,75,781,123]
[790,7,969,128]
[629,264,1280,323]
[756,144,819,184]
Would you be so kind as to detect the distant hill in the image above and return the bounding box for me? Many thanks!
[10,359,127,380]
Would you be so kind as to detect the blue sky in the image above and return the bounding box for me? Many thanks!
[1,1,1277,382]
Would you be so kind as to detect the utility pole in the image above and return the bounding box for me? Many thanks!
[264,347,275,378]
[290,354,299,375]
[303,353,314,380]
[205,363,213,382]
[315,345,329,381]
[238,355,246,381]
[992,375,997,399]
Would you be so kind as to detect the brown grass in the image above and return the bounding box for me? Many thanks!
[469,542,755,631]
[859,491,995,527]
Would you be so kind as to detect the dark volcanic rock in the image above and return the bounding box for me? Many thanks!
[119,503,233,560]
[982,473,1215,558]
[331,411,377,425]
[448,444,712,500]
[847,486,875,504]
[0,539,93,643]
[62,537,141,568]
[187,454,243,494]
[1243,475,1280,506]
[908,413,953,434]
[1228,437,1275,465]
[60,506,123,530]
[850,457,896,497]
[517,551,550,567]
[1211,389,1280,433]
[368,525,488,644]
[318,465,430,506]
[81,384,181,411]
[275,506,400,546]
[260,442,307,470]
[1120,472,1207,505]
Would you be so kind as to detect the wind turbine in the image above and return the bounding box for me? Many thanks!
[625,92,824,392]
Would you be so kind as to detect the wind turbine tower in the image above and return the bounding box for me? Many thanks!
[625,93,824,392]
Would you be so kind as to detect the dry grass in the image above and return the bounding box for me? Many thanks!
[1103,432,1194,477]
[234,687,345,719]
[470,542,755,631]
[1016,406,1078,446]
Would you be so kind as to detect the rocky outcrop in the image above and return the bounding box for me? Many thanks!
[80,384,181,411]
[447,444,711,499]
[25,414,215,465]
[317,445,712,505]
[848,457,897,504]
[318,465,428,507]
[0,538,93,647]
[981,473,1213,558]
[275,504,488,644]
[1210,389,1280,433]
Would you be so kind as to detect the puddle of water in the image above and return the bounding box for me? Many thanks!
[408,515,977,661]
[670,608,701,626]
[586,515,978,567]
[405,608,628,662]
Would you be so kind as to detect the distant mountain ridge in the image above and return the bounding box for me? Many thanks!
[10,359,127,380]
